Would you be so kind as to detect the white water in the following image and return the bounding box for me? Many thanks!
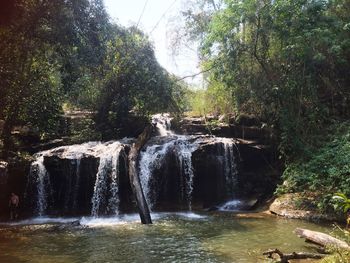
[27,141,126,217]
[219,138,238,198]
[80,212,207,227]
[175,138,198,210]
[3,212,207,227]
[25,113,240,217]
[139,135,199,210]
[152,113,173,136]
[139,140,175,209]
[140,114,240,211]
[107,147,122,215]
[218,200,242,211]
[91,142,123,217]
[27,154,51,216]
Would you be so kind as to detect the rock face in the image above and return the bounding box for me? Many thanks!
[24,142,132,216]
[171,116,275,143]
[269,193,342,222]
[21,133,278,217]
[0,157,32,219]
[0,161,9,218]
[4,114,280,218]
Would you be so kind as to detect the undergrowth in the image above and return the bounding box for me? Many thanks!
[277,121,350,212]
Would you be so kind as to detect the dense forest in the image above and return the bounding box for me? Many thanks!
[0,0,186,156]
[1,0,350,214]
[181,0,350,213]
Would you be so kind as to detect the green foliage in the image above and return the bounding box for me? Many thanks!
[277,122,350,211]
[0,0,183,155]
[183,0,350,157]
[94,27,183,139]
[333,193,350,214]
[182,0,350,213]
[186,81,235,117]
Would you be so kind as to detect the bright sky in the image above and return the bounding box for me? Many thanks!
[103,0,201,86]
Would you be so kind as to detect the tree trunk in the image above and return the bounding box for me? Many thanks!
[294,228,350,250]
[128,125,153,224]
[263,248,325,263]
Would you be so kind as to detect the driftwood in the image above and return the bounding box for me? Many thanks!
[128,125,154,224]
[294,228,350,250]
[263,248,325,263]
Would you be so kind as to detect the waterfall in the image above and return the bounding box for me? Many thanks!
[220,138,238,198]
[107,147,122,215]
[152,113,173,136]
[72,159,81,209]
[24,113,242,216]
[91,142,123,217]
[139,135,199,210]
[175,139,198,210]
[26,141,125,217]
[28,155,51,216]
[139,141,175,209]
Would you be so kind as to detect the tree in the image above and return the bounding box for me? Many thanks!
[182,0,350,156]
[95,27,182,139]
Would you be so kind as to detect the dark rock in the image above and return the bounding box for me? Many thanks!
[235,114,261,127]
[171,116,275,144]
[11,125,41,145]
[0,161,9,219]
[30,139,65,153]
[20,134,279,217]
[269,193,343,222]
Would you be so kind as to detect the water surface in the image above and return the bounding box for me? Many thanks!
[0,212,331,263]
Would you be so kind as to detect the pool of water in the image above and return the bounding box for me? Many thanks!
[0,212,331,263]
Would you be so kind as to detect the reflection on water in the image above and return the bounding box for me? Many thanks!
[0,212,331,263]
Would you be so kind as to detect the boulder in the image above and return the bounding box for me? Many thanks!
[269,193,343,222]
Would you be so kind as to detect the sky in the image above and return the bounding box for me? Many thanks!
[103,0,201,85]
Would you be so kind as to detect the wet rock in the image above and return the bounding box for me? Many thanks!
[0,161,8,185]
[52,220,82,231]
[269,193,343,222]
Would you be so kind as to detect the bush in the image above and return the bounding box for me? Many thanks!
[277,121,350,212]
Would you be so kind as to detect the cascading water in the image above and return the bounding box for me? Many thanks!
[27,154,51,216]
[72,159,81,210]
[219,138,238,198]
[152,113,173,136]
[175,139,198,210]
[139,141,175,209]
[107,147,122,215]
[139,135,199,210]
[26,141,126,217]
[139,113,200,210]
[139,114,240,211]
[90,142,124,217]
[25,112,242,217]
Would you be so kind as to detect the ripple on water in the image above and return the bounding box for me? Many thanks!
[0,213,333,263]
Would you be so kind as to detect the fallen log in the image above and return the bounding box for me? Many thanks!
[263,248,325,263]
[294,228,350,250]
[128,125,154,224]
